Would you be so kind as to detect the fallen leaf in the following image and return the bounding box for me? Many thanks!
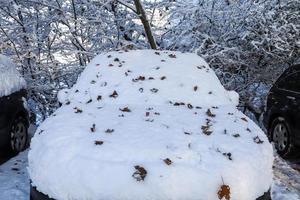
[187,103,193,109]
[86,99,92,104]
[109,90,118,98]
[222,152,233,161]
[253,136,264,144]
[201,125,212,135]
[163,158,172,165]
[105,129,114,133]
[119,107,131,112]
[132,165,147,181]
[90,124,96,132]
[168,54,176,58]
[206,109,216,117]
[241,117,248,122]
[150,88,159,93]
[218,185,231,200]
[95,140,104,145]
[193,86,198,91]
[74,107,83,113]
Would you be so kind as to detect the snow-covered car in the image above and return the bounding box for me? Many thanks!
[29,50,273,200]
[0,55,29,154]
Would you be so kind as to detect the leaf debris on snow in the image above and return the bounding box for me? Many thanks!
[150,88,159,93]
[193,86,198,91]
[90,124,96,132]
[206,108,216,117]
[105,129,114,134]
[168,54,176,58]
[74,107,83,113]
[97,95,102,101]
[119,107,131,112]
[253,136,264,144]
[132,165,147,181]
[217,184,231,200]
[163,158,173,165]
[95,140,104,145]
[109,90,118,98]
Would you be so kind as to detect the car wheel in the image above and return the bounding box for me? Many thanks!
[9,116,28,154]
[270,117,294,157]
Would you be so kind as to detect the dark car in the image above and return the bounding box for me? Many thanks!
[264,64,300,157]
[0,89,29,154]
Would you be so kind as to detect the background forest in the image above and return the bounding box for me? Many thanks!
[0,0,299,123]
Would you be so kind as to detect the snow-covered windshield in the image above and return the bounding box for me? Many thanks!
[58,50,239,107]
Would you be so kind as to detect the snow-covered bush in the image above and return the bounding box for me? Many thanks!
[29,50,273,200]
[155,0,300,121]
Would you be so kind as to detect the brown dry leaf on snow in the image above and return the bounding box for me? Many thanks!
[109,90,118,98]
[150,88,159,93]
[94,140,104,145]
[241,117,248,122]
[218,184,231,200]
[119,107,131,112]
[86,99,92,104]
[168,54,176,58]
[90,124,96,132]
[163,158,172,165]
[201,124,212,135]
[132,165,147,181]
[253,136,264,144]
[105,129,114,134]
[206,109,216,118]
[187,103,193,109]
[74,107,83,113]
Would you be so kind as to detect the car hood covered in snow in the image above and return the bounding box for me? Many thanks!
[28,50,273,200]
[0,54,26,97]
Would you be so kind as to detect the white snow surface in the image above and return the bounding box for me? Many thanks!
[0,150,29,200]
[0,54,26,97]
[29,50,273,200]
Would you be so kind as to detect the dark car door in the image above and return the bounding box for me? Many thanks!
[275,71,300,145]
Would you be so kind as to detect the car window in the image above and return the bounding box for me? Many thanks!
[277,71,300,93]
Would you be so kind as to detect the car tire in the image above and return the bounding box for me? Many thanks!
[9,116,28,154]
[270,117,295,158]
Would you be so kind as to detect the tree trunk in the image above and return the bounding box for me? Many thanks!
[133,0,157,49]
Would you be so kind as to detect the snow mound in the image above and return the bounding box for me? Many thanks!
[0,55,26,97]
[29,50,273,200]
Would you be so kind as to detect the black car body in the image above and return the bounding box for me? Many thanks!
[0,89,29,154]
[264,64,300,157]
[30,185,271,200]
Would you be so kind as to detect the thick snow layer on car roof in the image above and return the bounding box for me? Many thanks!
[0,55,26,97]
[28,50,273,200]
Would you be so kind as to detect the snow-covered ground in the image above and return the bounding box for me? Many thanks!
[0,150,299,200]
[0,150,29,200]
